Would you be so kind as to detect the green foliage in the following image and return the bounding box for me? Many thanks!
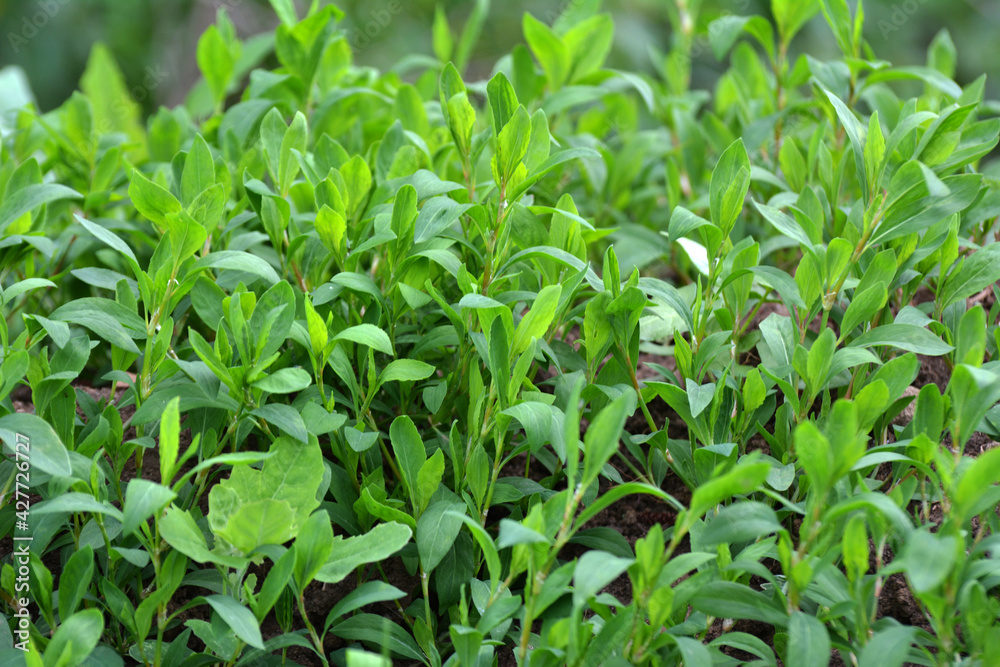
[0,1,999,666]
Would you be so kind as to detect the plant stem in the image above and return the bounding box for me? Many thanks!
[297,593,330,667]
[420,567,433,629]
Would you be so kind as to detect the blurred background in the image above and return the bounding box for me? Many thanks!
[0,0,996,115]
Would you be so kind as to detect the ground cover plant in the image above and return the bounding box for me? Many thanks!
[1,0,1000,665]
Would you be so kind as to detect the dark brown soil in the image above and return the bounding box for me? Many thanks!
[913,353,952,392]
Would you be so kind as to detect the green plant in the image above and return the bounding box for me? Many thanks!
[1,0,999,666]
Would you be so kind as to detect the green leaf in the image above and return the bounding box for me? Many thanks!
[859,627,918,667]
[181,135,215,207]
[58,546,95,622]
[345,650,394,667]
[197,25,235,107]
[32,493,123,522]
[758,313,796,375]
[938,244,1000,312]
[189,329,236,392]
[710,139,751,236]
[916,104,977,167]
[74,214,144,276]
[753,200,813,249]
[129,170,182,228]
[326,581,406,634]
[416,501,465,573]
[794,420,832,491]
[840,283,888,341]
[390,415,425,511]
[190,251,280,285]
[486,71,519,134]
[449,512,502,595]
[164,210,208,264]
[416,449,445,514]
[864,112,885,194]
[824,493,914,541]
[947,365,1000,456]
[335,324,394,356]
[496,105,531,182]
[42,609,104,667]
[159,397,180,486]
[269,0,298,25]
[773,0,820,45]
[79,43,144,149]
[449,625,484,667]
[331,615,426,664]
[293,510,334,589]
[316,522,413,584]
[502,402,554,452]
[0,184,82,233]
[820,0,854,56]
[454,0,489,72]
[901,529,957,594]
[380,359,435,385]
[251,404,308,444]
[743,368,767,414]
[686,379,715,419]
[432,6,454,62]
[256,548,295,623]
[751,266,805,310]
[688,457,771,521]
[511,284,562,357]
[822,88,868,196]
[690,581,788,627]
[446,91,476,156]
[274,5,342,95]
[390,183,418,242]
[0,413,72,477]
[953,446,1000,523]
[123,479,177,536]
[489,316,511,410]
[848,324,952,356]
[208,436,324,554]
[340,155,372,216]
[563,14,615,83]
[252,367,312,394]
[508,147,600,201]
[780,138,807,192]
[872,172,981,246]
[913,384,944,439]
[213,499,298,556]
[50,297,145,353]
[582,392,632,488]
[497,519,550,550]
[955,306,986,368]
[807,328,836,391]
[573,550,634,606]
[204,595,265,650]
[304,298,329,358]
[843,514,869,582]
[700,501,782,546]
[279,111,308,194]
[786,612,831,667]
[523,13,569,90]
[1,277,56,306]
